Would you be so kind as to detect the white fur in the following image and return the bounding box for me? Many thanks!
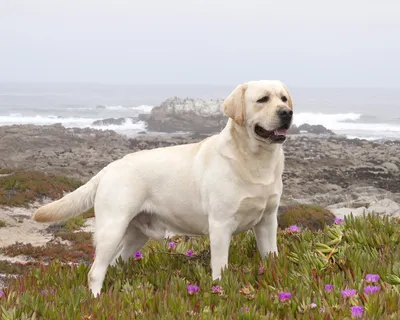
[32,80,293,296]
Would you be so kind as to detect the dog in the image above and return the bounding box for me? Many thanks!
[32,80,293,297]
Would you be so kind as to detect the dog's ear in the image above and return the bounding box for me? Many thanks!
[221,83,248,126]
[282,83,294,110]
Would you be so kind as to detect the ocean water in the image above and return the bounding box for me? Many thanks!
[0,83,399,140]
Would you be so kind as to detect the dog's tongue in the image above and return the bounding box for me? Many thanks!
[274,129,288,136]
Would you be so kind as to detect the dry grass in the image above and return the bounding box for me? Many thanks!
[0,260,27,275]
[0,169,82,207]
[0,234,94,264]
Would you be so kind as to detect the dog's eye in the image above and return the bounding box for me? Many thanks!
[281,96,288,102]
[257,96,269,103]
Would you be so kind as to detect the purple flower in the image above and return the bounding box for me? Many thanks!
[0,290,4,297]
[212,285,223,294]
[341,289,357,298]
[258,266,264,275]
[334,217,344,225]
[168,241,175,249]
[134,251,143,260]
[351,306,363,318]
[365,274,380,283]
[286,225,301,232]
[186,249,194,257]
[279,292,292,301]
[187,284,199,294]
[93,253,96,258]
[324,284,334,292]
[40,289,55,295]
[240,307,250,312]
[310,302,317,309]
[364,285,380,295]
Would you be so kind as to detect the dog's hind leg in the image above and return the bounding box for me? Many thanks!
[88,216,133,297]
[110,220,149,265]
[87,177,147,297]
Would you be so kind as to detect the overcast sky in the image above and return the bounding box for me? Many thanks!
[1,0,399,87]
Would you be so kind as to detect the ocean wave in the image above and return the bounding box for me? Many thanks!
[0,114,147,133]
[0,114,96,126]
[66,104,154,113]
[293,112,400,133]
[1,112,400,140]
[89,118,147,131]
[293,112,361,127]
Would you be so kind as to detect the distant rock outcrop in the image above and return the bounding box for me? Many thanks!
[146,97,226,134]
[298,124,335,135]
[287,124,301,134]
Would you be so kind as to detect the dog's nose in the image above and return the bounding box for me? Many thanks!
[277,107,293,121]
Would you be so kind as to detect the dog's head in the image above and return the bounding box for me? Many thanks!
[222,80,293,144]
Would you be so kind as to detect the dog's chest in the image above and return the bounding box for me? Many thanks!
[233,194,268,233]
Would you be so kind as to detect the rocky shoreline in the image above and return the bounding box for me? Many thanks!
[0,123,399,288]
[1,123,399,206]
[0,123,399,214]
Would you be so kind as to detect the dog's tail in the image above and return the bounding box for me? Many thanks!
[32,168,105,223]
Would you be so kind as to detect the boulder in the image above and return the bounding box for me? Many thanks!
[382,162,399,173]
[368,198,400,216]
[326,197,400,219]
[146,97,226,134]
[328,207,368,219]
[287,124,300,134]
[138,114,151,122]
[298,124,335,135]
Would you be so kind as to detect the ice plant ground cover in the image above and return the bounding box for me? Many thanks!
[1,214,400,319]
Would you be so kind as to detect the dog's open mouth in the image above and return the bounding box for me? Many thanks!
[254,124,289,143]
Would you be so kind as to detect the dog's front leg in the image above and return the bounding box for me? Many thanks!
[253,195,280,258]
[209,220,233,280]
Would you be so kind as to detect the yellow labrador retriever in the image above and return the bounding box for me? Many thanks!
[33,80,294,296]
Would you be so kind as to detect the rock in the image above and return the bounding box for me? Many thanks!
[382,162,399,173]
[138,114,151,122]
[96,105,106,109]
[282,133,400,207]
[287,124,300,134]
[0,124,399,211]
[91,117,138,126]
[146,97,226,134]
[324,183,343,192]
[368,198,400,216]
[329,207,368,219]
[0,124,133,182]
[326,197,400,219]
[298,124,335,135]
